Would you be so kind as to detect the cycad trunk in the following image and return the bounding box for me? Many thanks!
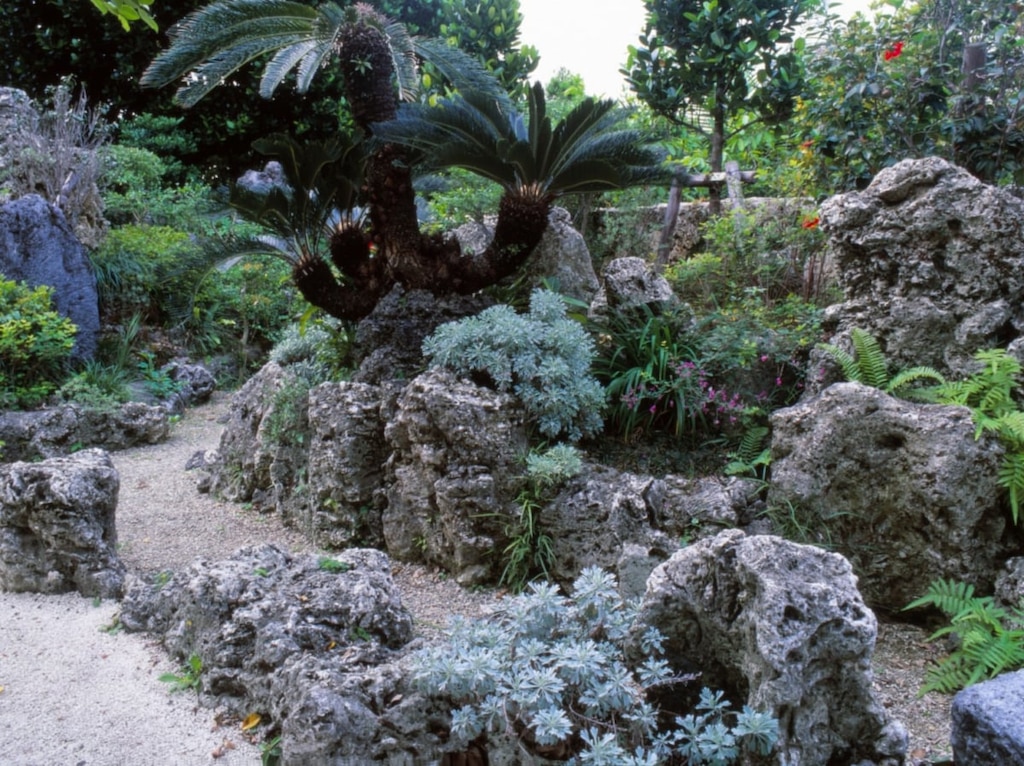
[291,20,551,322]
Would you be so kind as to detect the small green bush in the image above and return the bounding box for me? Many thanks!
[0,279,77,409]
[424,289,604,442]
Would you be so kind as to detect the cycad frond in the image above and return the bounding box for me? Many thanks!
[141,0,327,106]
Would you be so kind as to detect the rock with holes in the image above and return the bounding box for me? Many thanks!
[120,544,455,762]
[635,529,907,766]
[590,256,681,318]
[819,156,1024,378]
[0,448,124,598]
[768,381,1020,611]
[382,367,529,585]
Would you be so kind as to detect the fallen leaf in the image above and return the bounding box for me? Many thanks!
[241,712,261,731]
[327,640,336,650]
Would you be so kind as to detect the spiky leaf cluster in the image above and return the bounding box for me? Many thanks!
[411,567,778,764]
[423,289,604,442]
[371,81,667,197]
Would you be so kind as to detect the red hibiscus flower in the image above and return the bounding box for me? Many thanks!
[884,41,904,61]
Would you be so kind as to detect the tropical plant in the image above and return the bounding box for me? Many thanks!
[0,279,78,409]
[411,567,779,763]
[904,578,1024,694]
[141,0,666,321]
[817,327,947,397]
[927,349,1024,524]
[499,444,583,591]
[423,289,605,442]
[625,0,809,213]
[158,653,204,693]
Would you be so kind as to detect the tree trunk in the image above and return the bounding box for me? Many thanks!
[708,99,726,217]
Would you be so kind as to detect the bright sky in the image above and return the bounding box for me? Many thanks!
[517,0,877,100]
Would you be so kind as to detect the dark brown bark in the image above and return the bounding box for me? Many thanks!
[337,22,399,130]
[292,254,392,321]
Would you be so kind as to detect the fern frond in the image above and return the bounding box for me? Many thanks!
[998,452,1024,525]
[817,342,861,384]
[904,578,979,617]
[886,366,947,397]
[850,328,889,389]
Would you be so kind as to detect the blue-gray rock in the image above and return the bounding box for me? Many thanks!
[0,194,100,362]
[951,669,1024,764]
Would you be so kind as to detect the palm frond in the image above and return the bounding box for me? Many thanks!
[413,36,512,107]
[141,0,330,106]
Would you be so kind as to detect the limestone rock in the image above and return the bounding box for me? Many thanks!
[0,401,169,462]
[819,156,1024,377]
[768,381,1019,611]
[120,544,430,762]
[540,464,675,587]
[589,256,685,320]
[0,194,100,362]
[351,285,492,385]
[0,448,124,598]
[454,205,600,305]
[637,529,906,766]
[383,368,529,585]
[304,380,389,548]
[951,669,1024,764]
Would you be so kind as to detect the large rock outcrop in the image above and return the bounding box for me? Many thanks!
[769,381,1019,611]
[120,545,445,763]
[0,448,124,598]
[383,367,529,585]
[0,194,100,362]
[819,156,1024,378]
[636,529,907,766]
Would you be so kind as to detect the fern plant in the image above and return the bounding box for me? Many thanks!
[817,327,946,397]
[927,349,1024,523]
[904,578,1024,694]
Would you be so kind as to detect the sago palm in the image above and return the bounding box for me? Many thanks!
[142,0,666,320]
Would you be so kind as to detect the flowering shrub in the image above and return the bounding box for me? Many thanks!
[412,567,779,764]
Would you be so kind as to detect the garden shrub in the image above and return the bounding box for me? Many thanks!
[0,279,77,409]
[423,289,604,442]
[412,567,778,764]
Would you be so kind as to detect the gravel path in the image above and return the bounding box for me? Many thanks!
[0,393,953,764]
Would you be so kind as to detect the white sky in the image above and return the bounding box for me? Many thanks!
[517,0,877,100]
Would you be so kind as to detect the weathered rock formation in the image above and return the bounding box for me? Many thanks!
[769,381,1019,611]
[454,205,600,305]
[0,194,101,362]
[0,401,169,463]
[120,545,446,763]
[636,529,907,766]
[0,448,124,598]
[383,367,529,585]
[819,156,1024,378]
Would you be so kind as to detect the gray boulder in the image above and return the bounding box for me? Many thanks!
[454,205,600,305]
[0,401,169,462]
[120,544,438,763]
[951,669,1024,764]
[303,380,390,548]
[383,367,529,585]
[539,464,676,588]
[0,194,100,362]
[590,256,682,318]
[0,448,124,598]
[351,285,492,385]
[820,156,1024,377]
[636,529,907,766]
[768,381,1018,611]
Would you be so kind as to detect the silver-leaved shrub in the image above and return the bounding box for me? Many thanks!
[411,567,779,764]
[422,289,604,442]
